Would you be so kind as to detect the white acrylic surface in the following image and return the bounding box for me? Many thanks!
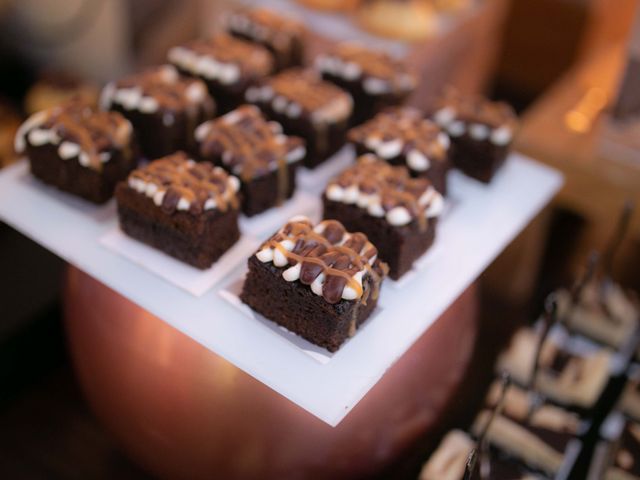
[0,153,562,426]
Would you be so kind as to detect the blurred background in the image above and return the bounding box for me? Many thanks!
[0,0,639,478]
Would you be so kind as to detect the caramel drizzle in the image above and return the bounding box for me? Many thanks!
[437,87,517,129]
[40,101,130,172]
[262,219,380,303]
[349,108,447,161]
[330,156,435,228]
[129,152,238,214]
[331,44,413,88]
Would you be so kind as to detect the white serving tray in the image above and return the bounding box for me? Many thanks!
[0,153,562,426]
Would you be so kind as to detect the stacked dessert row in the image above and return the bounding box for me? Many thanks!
[14,7,517,352]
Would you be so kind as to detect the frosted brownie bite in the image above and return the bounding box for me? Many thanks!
[115,152,240,269]
[194,105,306,216]
[245,68,353,168]
[101,65,215,159]
[224,7,306,71]
[323,155,443,279]
[168,33,274,113]
[347,107,450,194]
[432,87,518,183]
[240,217,387,352]
[315,42,416,124]
[15,100,136,204]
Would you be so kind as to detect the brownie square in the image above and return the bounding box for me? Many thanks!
[347,107,451,195]
[224,8,306,71]
[15,100,137,204]
[245,68,353,168]
[322,155,443,280]
[315,43,416,125]
[240,217,387,352]
[115,152,240,269]
[168,33,274,114]
[194,105,305,216]
[101,65,215,160]
[431,87,518,183]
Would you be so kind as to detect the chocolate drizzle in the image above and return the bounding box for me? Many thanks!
[434,87,517,129]
[226,8,305,55]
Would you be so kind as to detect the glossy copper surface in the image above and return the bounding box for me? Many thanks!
[63,266,478,479]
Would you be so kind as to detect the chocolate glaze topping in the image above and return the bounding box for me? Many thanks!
[256,217,385,304]
[127,152,239,215]
[196,105,305,180]
[434,87,517,129]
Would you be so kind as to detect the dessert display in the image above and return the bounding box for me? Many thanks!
[314,43,417,125]
[432,87,518,183]
[101,65,215,160]
[24,71,99,115]
[168,33,274,114]
[322,155,444,279]
[194,105,306,216]
[347,108,450,194]
[240,217,388,352]
[224,8,306,71]
[115,152,240,269]
[356,0,438,41]
[245,68,353,168]
[15,100,136,204]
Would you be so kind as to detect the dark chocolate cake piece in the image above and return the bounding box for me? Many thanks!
[224,8,306,71]
[431,87,517,183]
[315,42,416,125]
[245,68,353,168]
[115,152,240,269]
[194,105,306,216]
[168,33,274,113]
[101,65,215,160]
[323,154,444,279]
[347,107,450,194]
[240,217,387,352]
[15,100,136,204]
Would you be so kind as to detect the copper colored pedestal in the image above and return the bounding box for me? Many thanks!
[63,266,479,479]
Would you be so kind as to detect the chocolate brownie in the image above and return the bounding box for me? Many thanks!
[245,68,353,168]
[322,155,443,279]
[240,217,387,352]
[115,152,240,269]
[347,107,451,194]
[224,7,306,71]
[315,42,416,125]
[194,105,305,216]
[168,33,274,113]
[15,100,136,204]
[432,87,518,183]
[101,65,215,160]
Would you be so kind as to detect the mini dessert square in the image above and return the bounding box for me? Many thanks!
[315,43,416,125]
[497,327,612,411]
[432,87,518,183]
[347,108,451,195]
[168,33,274,113]
[115,152,240,269]
[194,105,306,217]
[240,217,387,352]
[101,65,215,160]
[224,8,306,71]
[245,68,353,168]
[322,155,443,280]
[15,100,136,204]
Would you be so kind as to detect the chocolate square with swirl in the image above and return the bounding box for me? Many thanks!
[347,107,451,195]
[168,33,274,114]
[432,87,518,183]
[323,155,444,279]
[15,100,137,204]
[240,217,387,352]
[315,42,416,125]
[224,8,306,71]
[194,105,305,216]
[115,152,240,269]
[101,65,215,160]
[245,68,353,168]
